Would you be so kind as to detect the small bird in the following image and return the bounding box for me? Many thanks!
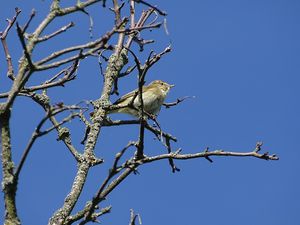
[109,80,174,118]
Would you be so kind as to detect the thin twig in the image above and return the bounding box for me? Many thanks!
[125,8,155,48]
[90,206,112,223]
[0,8,21,38]
[163,96,195,108]
[22,9,36,33]
[36,37,104,65]
[143,44,171,74]
[79,8,94,39]
[136,84,145,159]
[0,8,21,80]
[35,18,127,70]
[37,22,74,42]
[116,22,161,33]
[113,141,136,170]
[103,118,140,126]
[102,118,177,142]
[72,143,279,225]
[129,209,141,225]
[134,37,155,52]
[125,46,142,73]
[134,0,167,16]
[165,138,180,173]
[145,122,177,142]
[45,64,73,83]
[143,147,279,163]
[16,22,35,70]
[119,65,137,77]
[73,141,136,224]
[78,167,135,225]
[24,58,79,92]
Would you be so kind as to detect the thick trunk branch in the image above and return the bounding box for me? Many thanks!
[1,108,20,225]
[48,48,128,225]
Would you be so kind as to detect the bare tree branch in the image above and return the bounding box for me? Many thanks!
[163,96,195,108]
[66,204,112,225]
[1,109,21,225]
[165,137,180,173]
[133,0,167,16]
[22,9,36,33]
[125,8,155,49]
[129,209,142,225]
[0,64,78,97]
[2,0,110,114]
[135,63,147,159]
[103,118,177,142]
[130,0,135,29]
[79,8,94,39]
[143,145,279,163]
[35,18,127,70]
[0,2,279,225]
[117,22,161,33]
[16,22,35,70]
[144,45,171,73]
[14,106,83,182]
[53,0,103,16]
[49,16,130,225]
[119,65,137,77]
[0,7,21,80]
[36,22,74,43]
[25,59,79,92]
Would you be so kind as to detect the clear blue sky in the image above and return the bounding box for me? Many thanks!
[1,1,299,225]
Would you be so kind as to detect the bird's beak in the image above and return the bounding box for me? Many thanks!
[169,84,175,88]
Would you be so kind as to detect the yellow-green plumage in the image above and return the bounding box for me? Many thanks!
[109,80,174,117]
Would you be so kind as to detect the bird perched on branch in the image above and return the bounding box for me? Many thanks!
[109,80,174,118]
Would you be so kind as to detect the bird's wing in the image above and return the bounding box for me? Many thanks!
[113,88,139,105]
